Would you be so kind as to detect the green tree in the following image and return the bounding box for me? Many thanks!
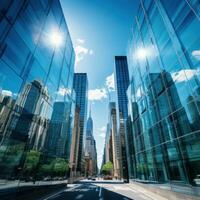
[52,158,69,176]
[101,161,113,175]
[23,150,41,175]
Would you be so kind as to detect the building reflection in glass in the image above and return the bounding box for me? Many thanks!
[127,0,200,189]
[0,0,75,187]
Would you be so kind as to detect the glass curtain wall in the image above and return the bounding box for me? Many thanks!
[0,0,75,193]
[127,0,200,187]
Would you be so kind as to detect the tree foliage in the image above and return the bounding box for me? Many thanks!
[23,150,41,174]
[101,161,113,175]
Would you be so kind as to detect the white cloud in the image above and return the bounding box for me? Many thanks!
[172,69,200,83]
[88,88,107,101]
[106,73,115,91]
[192,50,200,60]
[74,38,94,66]
[76,38,85,44]
[99,126,106,132]
[74,45,89,65]
[57,87,71,96]
[88,73,116,102]
[98,126,106,138]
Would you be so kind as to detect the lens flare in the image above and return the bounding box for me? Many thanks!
[136,48,148,60]
[48,29,63,48]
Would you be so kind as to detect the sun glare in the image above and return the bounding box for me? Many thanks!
[48,29,63,48]
[136,48,148,60]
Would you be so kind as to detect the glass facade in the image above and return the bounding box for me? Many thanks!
[73,73,88,173]
[127,0,200,188]
[114,56,131,180]
[0,0,75,193]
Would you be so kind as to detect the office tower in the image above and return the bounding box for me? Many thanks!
[104,123,113,164]
[114,56,130,181]
[126,83,136,179]
[73,73,88,173]
[70,106,80,178]
[127,0,200,191]
[0,95,15,141]
[109,102,121,179]
[85,108,97,176]
[86,108,93,137]
[0,0,75,181]
[46,101,72,158]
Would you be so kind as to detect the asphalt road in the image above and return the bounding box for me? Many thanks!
[43,180,156,200]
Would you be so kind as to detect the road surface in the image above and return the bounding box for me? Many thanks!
[43,180,164,200]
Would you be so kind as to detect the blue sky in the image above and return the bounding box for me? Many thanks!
[60,0,138,168]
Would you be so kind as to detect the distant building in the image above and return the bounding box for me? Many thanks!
[103,102,122,179]
[0,95,15,142]
[69,106,81,178]
[73,73,88,173]
[109,102,121,179]
[85,108,97,176]
[86,108,93,137]
[46,101,72,159]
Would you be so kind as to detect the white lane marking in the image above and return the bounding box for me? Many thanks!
[128,187,137,193]
[99,187,102,197]
[75,194,84,199]
[113,186,130,191]
[43,191,63,200]
[43,184,81,200]
[139,194,151,200]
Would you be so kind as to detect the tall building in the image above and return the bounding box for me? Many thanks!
[73,73,88,173]
[85,109,97,176]
[104,123,112,164]
[86,107,93,137]
[0,0,75,182]
[103,102,122,179]
[114,56,130,181]
[109,102,121,179]
[69,106,81,179]
[46,101,72,159]
[127,0,200,192]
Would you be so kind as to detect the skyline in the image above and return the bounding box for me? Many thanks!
[0,1,200,199]
[60,0,138,168]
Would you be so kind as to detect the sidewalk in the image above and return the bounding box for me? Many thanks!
[128,181,200,200]
[127,183,168,200]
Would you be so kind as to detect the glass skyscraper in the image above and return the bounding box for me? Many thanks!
[0,0,75,191]
[127,0,200,191]
[114,56,130,181]
[73,73,88,173]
